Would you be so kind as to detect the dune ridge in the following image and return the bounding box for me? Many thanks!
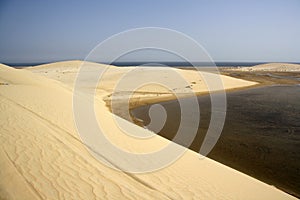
[231,63,300,72]
[0,61,296,199]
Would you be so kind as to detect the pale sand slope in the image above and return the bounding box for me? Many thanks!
[230,63,300,72]
[27,60,258,105]
[0,61,295,200]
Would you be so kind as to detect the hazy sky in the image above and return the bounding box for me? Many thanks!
[0,0,299,63]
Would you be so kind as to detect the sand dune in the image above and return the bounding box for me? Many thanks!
[0,61,296,199]
[232,63,300,72]
[28,61,258,106]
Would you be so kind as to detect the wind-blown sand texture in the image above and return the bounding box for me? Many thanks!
[0,61,296,199]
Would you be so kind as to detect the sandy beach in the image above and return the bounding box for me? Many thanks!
[0,61,297,199]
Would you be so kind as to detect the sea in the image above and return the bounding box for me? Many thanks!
[6,61,300,68]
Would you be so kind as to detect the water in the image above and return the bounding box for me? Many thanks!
[109,61,269,67]
[7,61,300,68]
[131,85,300,197]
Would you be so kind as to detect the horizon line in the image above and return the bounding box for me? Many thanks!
[2,60,300,66]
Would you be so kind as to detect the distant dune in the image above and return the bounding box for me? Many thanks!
[234,63,300,72]
[0,61,296,199]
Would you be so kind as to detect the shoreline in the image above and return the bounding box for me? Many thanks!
[108,71,300,198]
[130,84,300,198]
[106,82,263,126]
[125,74,300,198]
[108,69,300,114]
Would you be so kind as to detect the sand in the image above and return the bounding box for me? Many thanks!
[0,61,296,199]
[228,63,300,72]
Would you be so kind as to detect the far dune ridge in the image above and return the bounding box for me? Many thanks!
[234,63,300,72]
[0,61,296,199]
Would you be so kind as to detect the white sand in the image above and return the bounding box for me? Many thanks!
[230,63,300,72]
[0,61,296,199]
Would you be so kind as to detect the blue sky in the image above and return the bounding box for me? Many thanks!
[0,0,299,63]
